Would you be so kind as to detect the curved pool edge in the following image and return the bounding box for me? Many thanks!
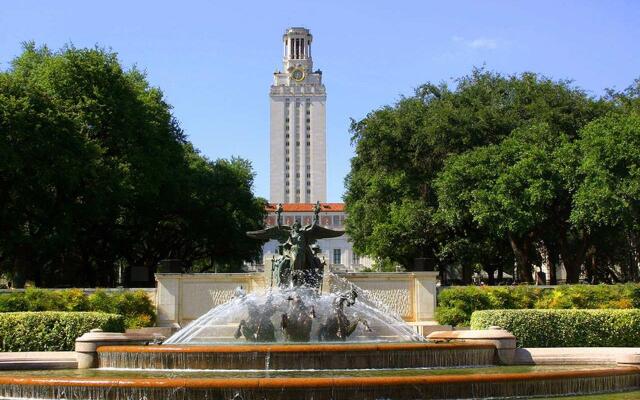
[0,366,638,400]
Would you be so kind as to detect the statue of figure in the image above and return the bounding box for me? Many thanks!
[318,288,371,341]
[234,298,277,342]
[271,244,291,288]
[281,294,315,342]
[312,201,321,225]
[247,206,343,288]
[275,203,284,227]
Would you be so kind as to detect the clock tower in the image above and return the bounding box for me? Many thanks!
[270,27,326,203]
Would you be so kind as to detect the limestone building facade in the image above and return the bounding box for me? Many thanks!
[270,27,326,203]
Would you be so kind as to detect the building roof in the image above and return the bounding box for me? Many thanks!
[265,203,345,213]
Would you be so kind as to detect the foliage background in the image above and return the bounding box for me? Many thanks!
[0,43,266,287]
[345,69,640,284]
[0,311,123,351]
[437,284,640,326]
[471,309,640,347]
[0,288,155,329]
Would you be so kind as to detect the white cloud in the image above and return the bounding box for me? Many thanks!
[451,36,499,50]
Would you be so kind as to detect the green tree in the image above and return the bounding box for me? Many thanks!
[572,112,640,281]
[0,43,265,286]
[436,123,582,283]
[345,69,602,281]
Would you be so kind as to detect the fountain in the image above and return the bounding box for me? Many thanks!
[0,202,638,399]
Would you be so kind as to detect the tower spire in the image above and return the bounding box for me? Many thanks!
[270,27,326,204]
[282,27,313,73]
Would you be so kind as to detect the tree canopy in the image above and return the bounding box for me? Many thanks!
[0,43,265,287]
[345,69,640,283]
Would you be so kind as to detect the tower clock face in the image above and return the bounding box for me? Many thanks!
[291,68,305,82]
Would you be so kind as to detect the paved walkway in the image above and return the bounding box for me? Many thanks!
[515,347,640,365]
[0,352,76,370]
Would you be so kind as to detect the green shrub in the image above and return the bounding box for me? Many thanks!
[0,293,27,312]
[0,312,124,351]
[88,290,155,328]
[629,286,640,308]
[436,286,493,326]
[437,284,640,326]
[471,309,640,347]
[0,289,154,329]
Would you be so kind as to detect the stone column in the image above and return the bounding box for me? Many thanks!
[155,273,182,327]
[413,271,439,321]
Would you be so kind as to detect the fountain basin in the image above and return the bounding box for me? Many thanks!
[97,342,496,370]
[0,365,638,399]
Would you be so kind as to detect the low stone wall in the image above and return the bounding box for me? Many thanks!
[155,271,438,327]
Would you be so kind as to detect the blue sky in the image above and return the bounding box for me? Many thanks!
[2,1,639,201]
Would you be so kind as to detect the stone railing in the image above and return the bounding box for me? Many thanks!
[155,271,437,327]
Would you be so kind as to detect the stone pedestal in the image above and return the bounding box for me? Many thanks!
[75,329,160,369]
[427,327,517,364]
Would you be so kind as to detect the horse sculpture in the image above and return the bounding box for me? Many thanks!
[318,288,371,341]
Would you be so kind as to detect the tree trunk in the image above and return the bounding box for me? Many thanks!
[559,231,588,284]
[627,230,640,282]
[462,264,473,284]
[12,245,30,288]
[485,265,496,285]
[508,233,533,283]
[546,240,559,285]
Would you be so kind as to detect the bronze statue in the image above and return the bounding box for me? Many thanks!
[247,202,343,288]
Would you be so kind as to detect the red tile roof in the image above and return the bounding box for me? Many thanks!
[265,203,345,212]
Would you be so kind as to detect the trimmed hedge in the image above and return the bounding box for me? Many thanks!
[437,284,640,326]
[471,309,640,347]
[0,312,124,351]
[0,288,155,329]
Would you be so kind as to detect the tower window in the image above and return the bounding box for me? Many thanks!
[285,126,289,131]
[286,141,289,146]
[306,110,310,115]
[306,134,310,139]
[296,141,300,146]
[306,181,310,186]
[306,126,310,130]
[306,189,311,194]
[306,119,310,123]
[286,157,289,162]
[286,134,290,138]
[307,173,311,178]
[285,118,289,122]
